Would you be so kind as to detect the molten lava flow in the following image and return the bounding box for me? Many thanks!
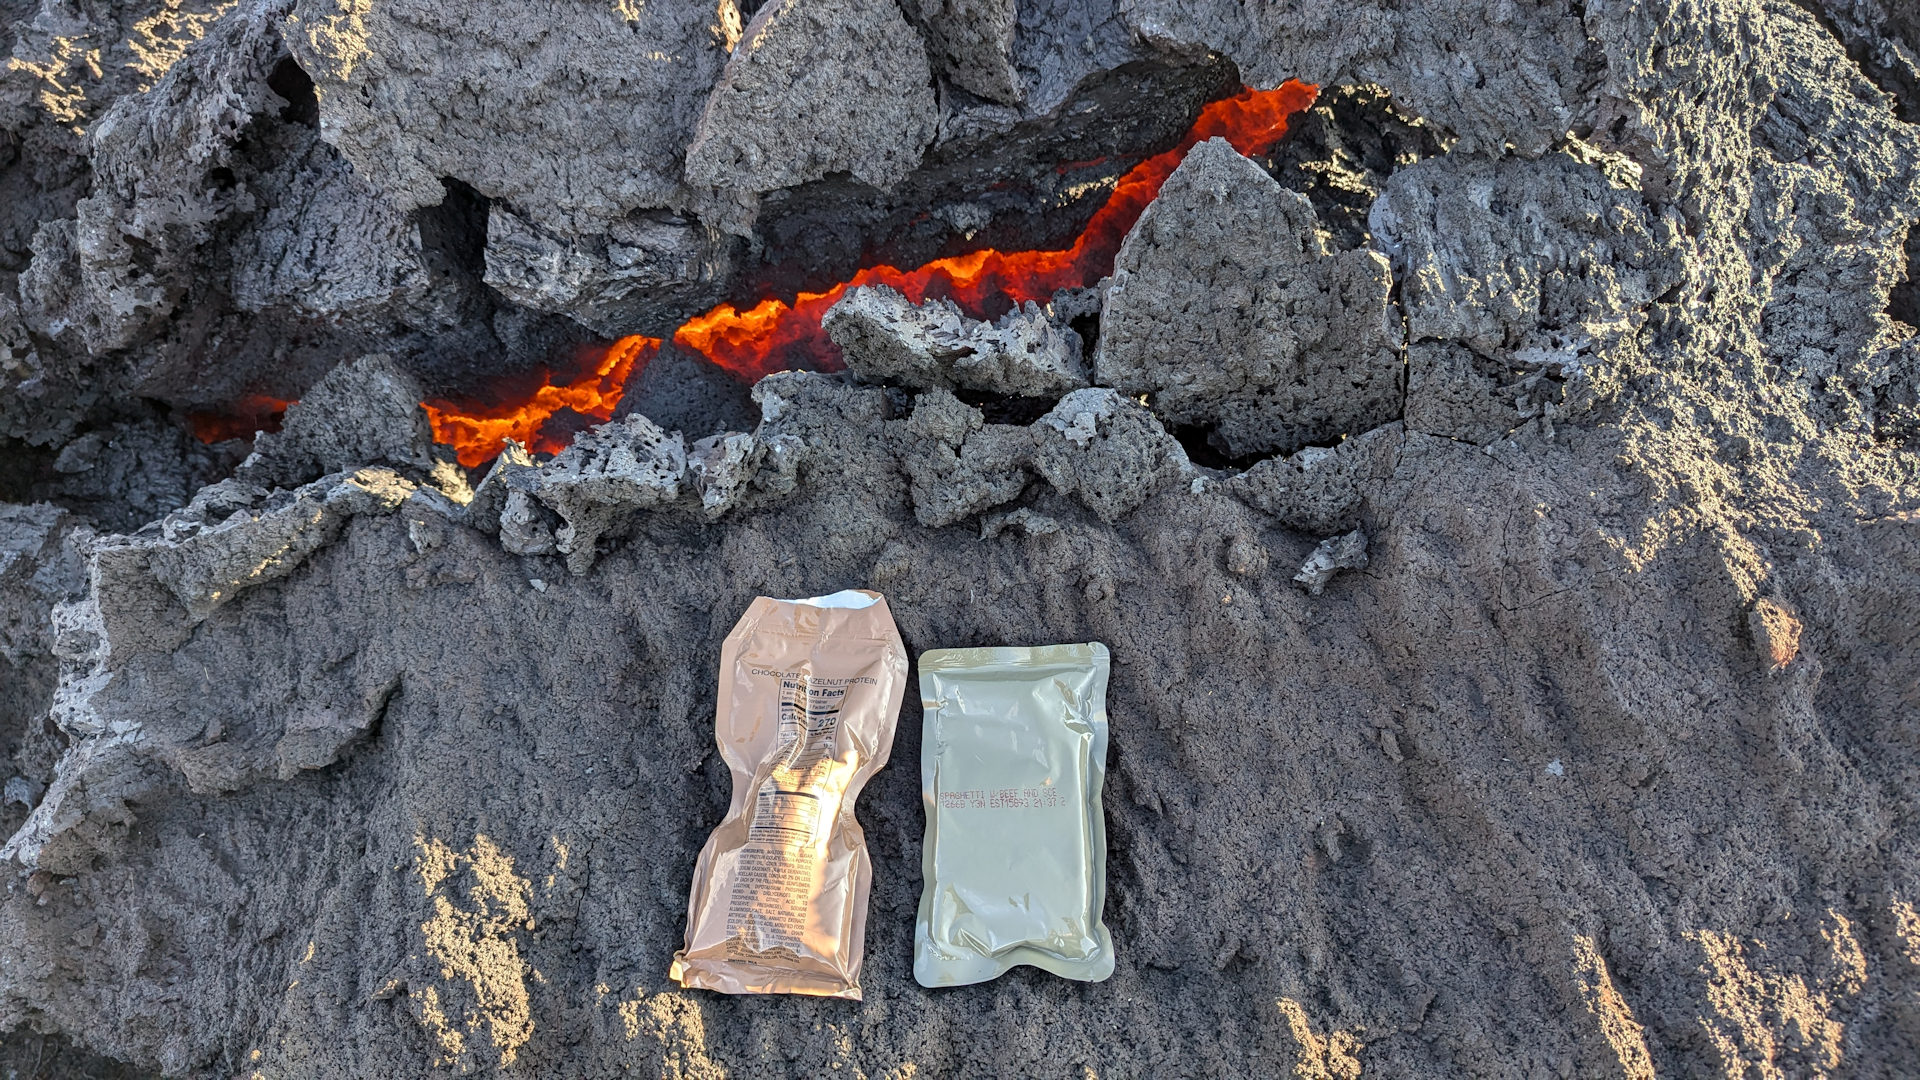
[189,394,293,443]
[199,81,1316,467]
[423,335,659,467]
[676,80,1318,381]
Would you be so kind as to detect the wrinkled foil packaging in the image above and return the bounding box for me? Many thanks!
[670,590,908,998]
[914,643,1115,986]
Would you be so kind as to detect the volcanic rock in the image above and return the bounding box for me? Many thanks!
[237,354,441,490]
[1117,0,1588,155]
[0,505,86,669]
[1097,137,1402,457]
[1032,387,1189,522]
[826,283,1088,397]
[521,415,688,575]
[1222,423,1402,536]
[17,3,297,358]
[481,207,737,339]
[914,0,1023,104]
[283,0,733,234]
[895,388,1034,526]
[684,0,940,195]
[1292,526,1368,595]
[143,469,417,623]
[0,467,420,874]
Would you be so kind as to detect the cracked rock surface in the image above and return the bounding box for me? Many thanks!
[826,283,1089,397]
[1097,137,1402,457]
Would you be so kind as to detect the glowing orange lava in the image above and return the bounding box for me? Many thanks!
[675,79,1319,381]
[227,81,1315,468]
[424,335,658,467]
[189,394,293,444]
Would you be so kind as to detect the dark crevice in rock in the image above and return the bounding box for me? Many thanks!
[0,1028,159,1080]
[417,178,491,283]
[1891,219,1920,329]
[741,57,1240,304]
[1170,422,1272,470]
[1261,83,1448,251]
[267,55,320,128]
[952,387,1057,426]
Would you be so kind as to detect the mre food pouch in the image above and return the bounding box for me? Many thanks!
[914,643,1114,986]
[670,590,908,998]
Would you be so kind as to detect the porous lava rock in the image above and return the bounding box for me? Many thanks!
[236,354,443,490]
[684,0,939,195]
[282,0,735,234]
[826,283,1088,397]
[1097,137,1403,457]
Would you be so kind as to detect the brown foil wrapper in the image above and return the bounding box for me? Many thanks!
[669,590,908,998]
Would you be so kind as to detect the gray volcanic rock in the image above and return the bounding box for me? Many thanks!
[684,0,939,194]
[826,283,1088,397]
[1222,423,1402,536]
[237,354,440,490]
[481,206,736,339]
[1117,0,1588,156]
[895,388,1034,526]
[1097,138,1402,457]
[17,2,294,357]
[532,415,688,576]
[283,0,735,234]
[1292,526,1367,595]
[1032,387,1189,522]
[914,0,1022,104]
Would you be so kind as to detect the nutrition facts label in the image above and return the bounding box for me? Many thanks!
[726,676,847,953]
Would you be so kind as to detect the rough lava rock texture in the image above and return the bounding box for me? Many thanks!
[1097,136,1402,457]
[281,0,737,234]
[683,0,939,196]
[825,283,1089,397]
[0,0,1918,1078]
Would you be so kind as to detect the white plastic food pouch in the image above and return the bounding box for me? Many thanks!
[914,642,1114,986]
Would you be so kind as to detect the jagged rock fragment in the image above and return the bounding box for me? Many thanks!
[1223,423,1402,535]
[826,284,1088,397]
[1115,0,1588,155]
[1293,528,1368,595]
[17,7,292,356]
[285,0,734,232]
[980,507,1060,539]
[482,206,735,337]
[684,0,939,194]
[226,130,448,329]
[687,433,761,519]
[461,441,540,537]
[526,416,688,575]
[896,389,1034,527]
[1032,388,1187,522]
[1373,148,1686,439]
[237,355,438,488]
[498,489,561,559]
[0,504,88,666]
[1096,138,1401,457]
[143,470,417,622]
[915,0,1023,104]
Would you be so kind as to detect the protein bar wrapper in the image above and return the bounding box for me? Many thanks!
[914,642,1115,986]
[670,590,908,998]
